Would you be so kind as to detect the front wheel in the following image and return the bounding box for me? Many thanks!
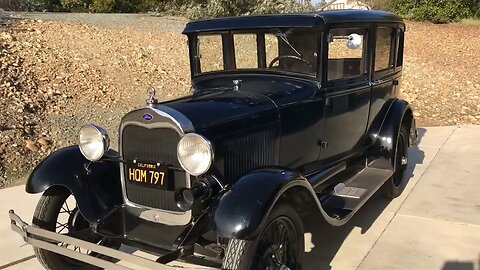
[32,187,119,270]
[222,203,304,270]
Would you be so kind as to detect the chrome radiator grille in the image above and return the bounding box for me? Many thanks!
[121,124,187,212]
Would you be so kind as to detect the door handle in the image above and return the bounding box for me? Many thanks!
[369,80,383,87]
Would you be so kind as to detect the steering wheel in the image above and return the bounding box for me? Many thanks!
[268,55,313,69]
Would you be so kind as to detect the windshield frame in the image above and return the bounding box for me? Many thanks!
[187,27,322,81]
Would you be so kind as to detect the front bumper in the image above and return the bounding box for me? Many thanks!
[9,210,209,270]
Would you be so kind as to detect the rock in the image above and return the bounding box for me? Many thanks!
[37,137,50,146]
[24,127,34,136]
[25,140,39,152]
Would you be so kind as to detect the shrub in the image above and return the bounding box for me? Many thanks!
[89,0,115,12]
[89,0,140,13]
[389,0,479,23]
[413,0,476,23]
[0,0,28,11]
[252,0,315,15]
[61,0,89,11]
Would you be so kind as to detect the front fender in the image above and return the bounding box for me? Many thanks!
[26,146,122,223]
[212,168,320,239]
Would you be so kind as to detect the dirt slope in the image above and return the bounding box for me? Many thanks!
[401,22,480,126]
[0,14,479,187]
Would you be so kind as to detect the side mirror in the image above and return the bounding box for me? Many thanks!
[347,34,362,50]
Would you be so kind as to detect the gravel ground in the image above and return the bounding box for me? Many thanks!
[0,12,190,187]
[3,11,187,32]
[0,12,479,188]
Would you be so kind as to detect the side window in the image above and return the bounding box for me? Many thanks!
[234,34,258,69]
[375,27,396,72]
[328,28,368,81]
[396,28,404,67]
[198,35,223,73]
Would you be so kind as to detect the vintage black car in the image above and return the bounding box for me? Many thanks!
[10,9,417,270]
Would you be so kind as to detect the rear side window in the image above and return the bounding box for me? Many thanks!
[327,28,368,81]
[396,28,404,67]
[375,27,396,72]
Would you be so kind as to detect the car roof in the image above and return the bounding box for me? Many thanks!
[182,10,403,34]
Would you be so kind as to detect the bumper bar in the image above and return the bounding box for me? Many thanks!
[9,210,208,270]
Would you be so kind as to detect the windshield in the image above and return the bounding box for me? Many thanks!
[192,28,318,77]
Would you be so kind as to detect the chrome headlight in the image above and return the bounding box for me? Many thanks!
[78,124,110,161]
[177,133,213,176]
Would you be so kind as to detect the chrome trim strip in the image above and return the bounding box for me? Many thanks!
[151,104,195,133]
[119,106,195,226]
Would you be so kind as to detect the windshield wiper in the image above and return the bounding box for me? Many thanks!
[275,31,302,57]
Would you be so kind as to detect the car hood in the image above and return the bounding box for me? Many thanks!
[163,89,279,138]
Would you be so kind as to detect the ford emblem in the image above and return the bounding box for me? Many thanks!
[143,113,153,121]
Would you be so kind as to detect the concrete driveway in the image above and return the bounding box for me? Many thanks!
[0,125,479,270]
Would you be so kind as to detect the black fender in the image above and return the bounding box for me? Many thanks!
[367,98,414,170]
[211,168,344,240]
[26,146,122,224]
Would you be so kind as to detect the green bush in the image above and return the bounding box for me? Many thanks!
[34,0,64,11]
[414,0,476,23]
[0,0,29,11]
[89,0,140,13]
[389,0,479,23]
[61,0,89,11]
[151,0,318,20]
[89,0,115,12]
[252,0,315,15]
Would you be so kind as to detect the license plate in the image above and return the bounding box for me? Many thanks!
[126,161,172,190]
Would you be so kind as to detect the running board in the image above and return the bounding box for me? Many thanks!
[320,167,392,218]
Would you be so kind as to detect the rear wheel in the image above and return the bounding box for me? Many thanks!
[382,124,409,199]
[222,203,304,270]
[32,187,119,270]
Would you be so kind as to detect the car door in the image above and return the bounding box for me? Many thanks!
[320,26,372,164]
[367,25,404,130]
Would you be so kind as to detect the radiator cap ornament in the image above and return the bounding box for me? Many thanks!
[146,85,158,106]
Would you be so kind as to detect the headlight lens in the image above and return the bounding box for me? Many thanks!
[78,124,110,161]
[177,133,213,176]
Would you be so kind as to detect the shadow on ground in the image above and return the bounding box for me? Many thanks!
[303,128,426,269]
[442,255,480,270]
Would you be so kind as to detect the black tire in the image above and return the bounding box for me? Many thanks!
[32,187,119,270]
[222,203,304,270]
[382,124,409,199]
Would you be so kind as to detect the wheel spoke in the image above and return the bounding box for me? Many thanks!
[61,205,71,214]
[65,201,70,212]
[58,225,68,234]
[56,223,67,230]
[52,195,95,258]
[252,218,298,269]
[56,222,68,229]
